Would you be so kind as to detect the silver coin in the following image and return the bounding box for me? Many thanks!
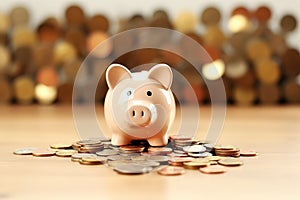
[183,145,206,153]
[71,153,95,159]
[134,160,160,167]
[14,147,37,155]
[96,149,119,156]
[107,155,131,161]
[147,155,169,162]
[114,164,153,174]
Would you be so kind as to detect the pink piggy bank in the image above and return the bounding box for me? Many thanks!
[104,63,176,146]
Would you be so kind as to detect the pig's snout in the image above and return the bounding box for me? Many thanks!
[128,105,151,126]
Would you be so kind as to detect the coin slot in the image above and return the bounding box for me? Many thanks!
[141,111,144,117]
[132,110,135,117]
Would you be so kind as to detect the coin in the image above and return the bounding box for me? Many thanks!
[218,158,243,166]
[255,59,280,85]
[283,79,300,103]
[258,85,281,104]
[114,164,152,175]
[158,166,185,176]
[10,6,30,26]
[246,38,271,62]
[254,6,272,23]
[183,159,210,169]
[32,150,55,157]
[240,150,258,157]
[11,26,36,49]
[56,149,77,157]
[80,156,107,165]
[50,143,72,149]
[0,78,12,104]
[282,48,300,77]
[96,149,119,157]
[233,86,257,105]
[174,11,197,33]
[13,76,35,104]
[147,155,169,163]
[57,82,73,103]
[203,25,226,49]
[280,15,297,32]
[14,147,37,155]
[87,14,110,33]
[53,41,77,65]
[86,31,112,58]
[148,147,172,155]
[188,152,212,158]
[0,45,10,70]
[65,5,85,27]
[201,7,221,26]
[199,165,227,174]
[119,145,145,153]
[183,145,206,153]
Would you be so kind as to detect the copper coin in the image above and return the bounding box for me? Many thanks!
[120,145,145,152]
[199,165,227,174]
[0,78,12,103]
[201,7,221,26]
[254,6,272,23]
[231,6,251,18]
[280,15,297,32]
[37,20,61,44]
[86,31,112,58]
[57,82,73,103]
[282,48,300,77]
[64,27,86,56]
[65,5,85,27]
[10,6,30,26]
[36,66,59,87]
[33,44,54,68]
[148,147,172,155]
[258,85,281,104]
[284,79,300,103]
[32,150,56,157]
[87,14,110,32]
[169,135,192,141]
[157,166,185,176]
[255,59,280,85]
[218,158,243,166]
[240,150,258,157]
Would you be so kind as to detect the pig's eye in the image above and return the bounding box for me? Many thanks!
[127,90,132,96]
[146,90,152,96]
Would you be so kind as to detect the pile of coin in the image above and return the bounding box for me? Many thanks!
[0,4,299,105]
[13,135,257,176]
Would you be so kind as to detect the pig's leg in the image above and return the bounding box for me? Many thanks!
[111,133,132,146]
[147,134,168,146]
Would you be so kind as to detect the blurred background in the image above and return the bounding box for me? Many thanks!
[0,0,299,106]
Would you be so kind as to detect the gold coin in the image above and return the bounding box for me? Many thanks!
[50,143,72,149]
[201,7,221,26]
[233,86,257,106]
[11,26,37,49]
[213,145,235,150]
[81,156,107,164]
[246,38,271,62]
[157,166,185,176]
[199,165,227,174]
[174,11,197,33]
[255,59,280,85]
[280,15,297,32]
[56,149,77,157]
[32,150,55,157]
[0,78,12,103]
[203,25,226,49]
[10,6,30,26]
[86,31,112,58]
[218,157,243,166]
[0,13,10,33]
[13,76,35,104]
[0,45,10,70]
[53,41,77,65]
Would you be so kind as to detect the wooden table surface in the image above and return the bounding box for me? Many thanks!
[1,105,300,200]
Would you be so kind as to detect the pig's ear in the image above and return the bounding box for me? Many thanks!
[106,64,132,89]
[148,64,173,89]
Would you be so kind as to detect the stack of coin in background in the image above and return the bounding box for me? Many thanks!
[0,4,299,105]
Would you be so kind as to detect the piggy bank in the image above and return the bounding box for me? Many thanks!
[104,63,176,146]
